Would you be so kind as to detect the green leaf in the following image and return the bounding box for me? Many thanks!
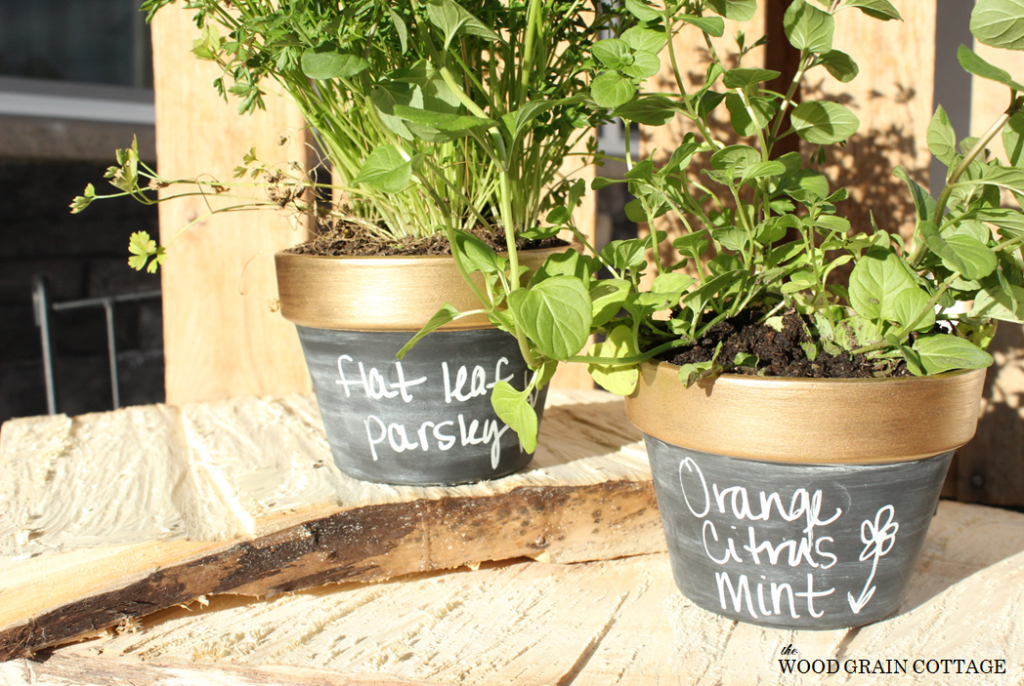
[621,51,663,80]
[722,68,782,89]
[624,0,662,21]
[818,50,859,82]
[591,72,636,108]
[725,94,776,136]
[678,15,726,37]
[974,284,1024,323]
[490,381,539,454]
[706,0,758,22]
[672,230,711,258]
[601,239,648,272]
[920,221,998,280]
[734,352,759,368]
[393,105,495,132]
[677,349,724,387]
[791,101,860,144]
[971,0,1024,51]
[300,45,369,80]
[784,0,835,54]
[621,26,668,54]
[967,166,1024,195]
[944,235,1000,280]
[397,304,461,359]
[710,144,761,174]
[957,45,1024,92]
[127,231,165,273]
[592,39,632,70]
[387,7,409,54]
[652,272,696,297]
[849,248,917,320]
[352,146,412,193]
[591,279,632,327]
[624,199,649,223]
[741,160,787,182]
[613,96,678,125]
[698,90,727,119]
[587,326,640,395]
[502,100,557,141]
[780,169,830,201]
[844,0,901,21]
[1004,112,1024,167]
[927,105,958,167]
[894,166,936,222]
[529,250,591,288]
[891,287,935,332]
[452,228,507,275]
[911,334,993,375]
[425,0,501,49]
[507,276,593,361]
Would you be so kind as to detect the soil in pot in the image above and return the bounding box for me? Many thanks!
[659,309,913,378]
[286,222,568,257]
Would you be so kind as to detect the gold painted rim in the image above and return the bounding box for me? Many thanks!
[625,361,987,464]
[275,244,574,332]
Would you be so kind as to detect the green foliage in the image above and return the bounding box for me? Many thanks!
[460,0,1024,422]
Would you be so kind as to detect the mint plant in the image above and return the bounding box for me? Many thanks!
[426,0,1024,451]
[581,0,1024,391]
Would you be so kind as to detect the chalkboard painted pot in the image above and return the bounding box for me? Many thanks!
[275,248,563,486]
[625,363,986,630]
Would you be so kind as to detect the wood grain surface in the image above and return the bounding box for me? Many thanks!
[3,501,1022,686]
[151,5,313,405]
[0,391,662,660]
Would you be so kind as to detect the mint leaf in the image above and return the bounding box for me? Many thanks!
[490,381,539,454]
[507,276,593,360]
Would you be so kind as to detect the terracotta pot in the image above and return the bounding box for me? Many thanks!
[625,362,986,629]
[275,247,565,485]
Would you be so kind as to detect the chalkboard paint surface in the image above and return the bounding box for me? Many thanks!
[645,435,952,629]
[298,326,545,485]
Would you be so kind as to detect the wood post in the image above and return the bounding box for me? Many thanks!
[151,7,312,405]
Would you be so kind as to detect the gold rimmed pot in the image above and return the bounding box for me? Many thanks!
[275,246,567,486]
[625,362,986,630]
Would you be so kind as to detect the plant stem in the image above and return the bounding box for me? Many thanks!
[932,95,1024,223]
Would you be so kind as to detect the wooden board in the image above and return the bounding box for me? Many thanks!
[5,501,1023,685]
[151,6,313,405]
[0,391,662,660]
[807,1,937,242]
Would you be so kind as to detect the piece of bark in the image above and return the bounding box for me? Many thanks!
[15,501,1024,686]
[0,391,662,660]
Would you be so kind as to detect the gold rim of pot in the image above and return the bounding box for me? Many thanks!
[275,244,572,332]
[625,361,987,464]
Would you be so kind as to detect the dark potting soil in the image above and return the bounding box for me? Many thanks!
[286,222,568,257]
[660,310,911,379]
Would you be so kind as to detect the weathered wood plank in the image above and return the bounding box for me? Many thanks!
[0,391,662,660]
[151,6,313,405]
[17,501,1023,686]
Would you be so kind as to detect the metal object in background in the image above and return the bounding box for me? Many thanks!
[32,274,161,414]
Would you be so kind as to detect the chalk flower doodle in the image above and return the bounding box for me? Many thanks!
[848,505,900,614]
